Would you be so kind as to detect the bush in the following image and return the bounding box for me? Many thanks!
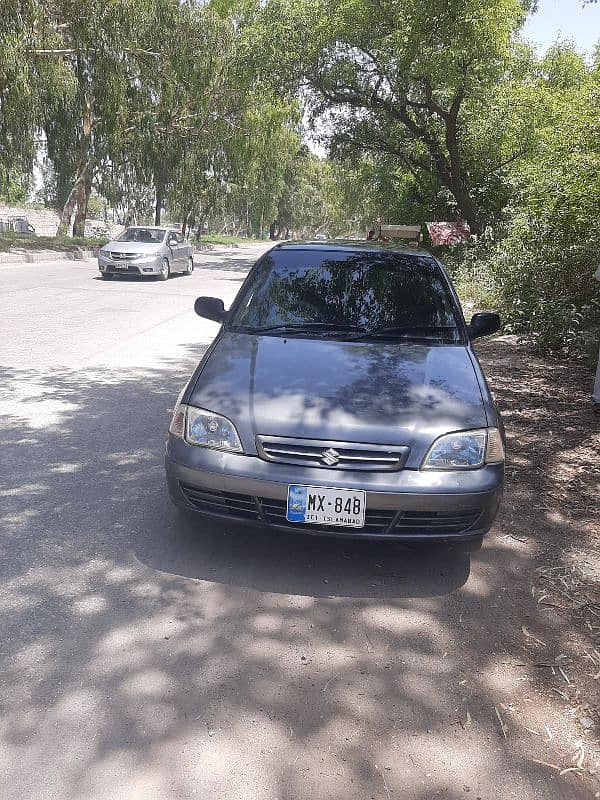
[435,222,600,364]
[494,227,600,362]
[434,242,500,312]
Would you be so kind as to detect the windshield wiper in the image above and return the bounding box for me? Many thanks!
[239,322,368,335]
[350,324,459,340]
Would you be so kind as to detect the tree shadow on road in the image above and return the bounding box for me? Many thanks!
[0,339,598,800]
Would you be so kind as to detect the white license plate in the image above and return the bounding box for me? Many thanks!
[113,263,128,269]
[286,485,366,528]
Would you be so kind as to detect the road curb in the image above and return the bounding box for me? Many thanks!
[0,247,99,264]
[0,240,252,265]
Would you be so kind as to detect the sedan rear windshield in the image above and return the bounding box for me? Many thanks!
[229,249,462,342]
[117,228,166,243]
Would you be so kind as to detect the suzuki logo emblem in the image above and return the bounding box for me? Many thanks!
[321,448,341,467]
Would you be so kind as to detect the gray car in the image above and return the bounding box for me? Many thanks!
[98,226,194,280]
[165,241,505,547]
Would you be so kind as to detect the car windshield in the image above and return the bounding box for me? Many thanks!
[117,227,166,243]
[229,249,462,342]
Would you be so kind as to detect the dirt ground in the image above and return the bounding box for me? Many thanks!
[474,336,600,795]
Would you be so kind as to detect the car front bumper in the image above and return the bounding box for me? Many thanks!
[98,255,163,276]
[165,437,503,542]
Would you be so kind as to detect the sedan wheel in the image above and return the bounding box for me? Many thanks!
[184,256,194,275]
[101,272,113,280]
[159,258,170,281]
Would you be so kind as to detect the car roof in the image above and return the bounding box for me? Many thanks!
[271,240,434,257]
[126,225,169,230]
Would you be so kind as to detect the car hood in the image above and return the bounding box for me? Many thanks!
[105,241,163,253]
[188,332,488,465]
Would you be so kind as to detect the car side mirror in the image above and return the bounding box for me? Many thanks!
[467,312,501,339]
[168,237,177,246]
[194,296,227,323]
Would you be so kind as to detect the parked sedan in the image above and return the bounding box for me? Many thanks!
[165,241,504,547]
[98,226,194,280]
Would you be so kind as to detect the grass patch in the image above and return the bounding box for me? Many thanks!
[194,234,264,245]
[0,232,109,252]
[0,231,263,252]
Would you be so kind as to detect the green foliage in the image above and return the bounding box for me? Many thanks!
[196,234,262,244]
[430,43,600,362]
[218,94,303,237]
[496,45,599,358]
[0,1,73,191]
[442,229,600,361]
[276,152,349,236]
[253,0,532,232]
[0,170,31,204]
[0,232,108,252]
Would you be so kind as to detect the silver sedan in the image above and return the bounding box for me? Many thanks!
[98,226,194,281]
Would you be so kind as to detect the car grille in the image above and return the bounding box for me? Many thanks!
[179,483,480,536]
[109,251,139,260]
[393,510,480,535]
[106,264,141,274]
[256,436,409,472]
[179,484,261,520]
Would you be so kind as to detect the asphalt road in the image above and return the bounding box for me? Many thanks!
[0,248,589,800]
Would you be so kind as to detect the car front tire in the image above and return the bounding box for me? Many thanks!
[159,258,170,281]
[101,272,113,280]
[184,256,194,275]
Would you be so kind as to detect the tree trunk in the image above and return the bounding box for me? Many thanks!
[154,182,163,225]
[57,171,84,236]
[413,118,481,234]
[415,137,481,234]
[368,87,482,234]
[444,114,481,234]
[69,55,93,238]
[448,180,480,235]
[72,173,91,237]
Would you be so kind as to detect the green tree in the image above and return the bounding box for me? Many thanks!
[157,7,250,229]
[255,0,536,233]
[495,44,600,353]
[277,153,350,236]
[222,95,302,237]
[0,0,73,195]
[443,43,600,356]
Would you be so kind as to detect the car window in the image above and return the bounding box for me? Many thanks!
[176,233,184,243]
[229,249,461,341]
[117,227,166,243]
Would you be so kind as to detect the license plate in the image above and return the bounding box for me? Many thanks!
[286,485,366,528]
[113,263,128,269]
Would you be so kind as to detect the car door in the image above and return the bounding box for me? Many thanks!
[165,229,181,268]
[181,233,192,262]
[175,233,188,269]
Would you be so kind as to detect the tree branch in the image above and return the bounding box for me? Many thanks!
[27,48,161,58]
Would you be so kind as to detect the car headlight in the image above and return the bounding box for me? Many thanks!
[422,428,504,470]
[169,403,243,453]
[99,248,110,256]
[132,250,161,260]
